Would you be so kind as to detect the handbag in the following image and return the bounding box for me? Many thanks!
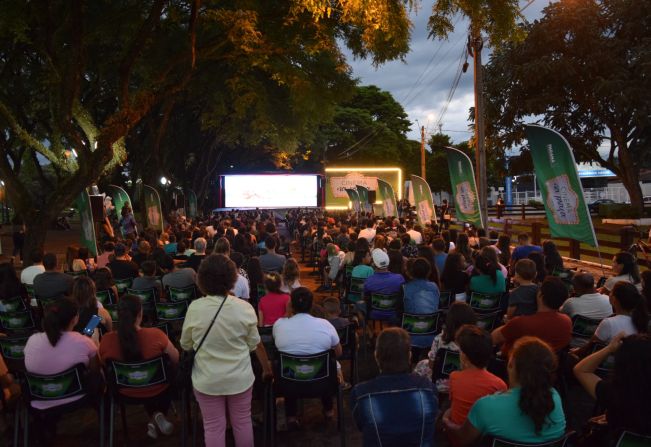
[177,297,227,389]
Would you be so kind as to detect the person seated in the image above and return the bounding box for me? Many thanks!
[322,297,351,331]
[163,234,178,256]
[445,337,566,444]
[173,241,189,261]
[403,257,440,348]
[258,237,286,273]
[445,325,507,430]
[131,260,163,298]
[440,253,470,302]
[273,287,342,429]
[574,333,651,441]
[161,255,197,291]
[20,248,45,286]
[505,259,539,320]
[351,249,374,280]
[280,258,302,294]
[509,233,542,268]
[33,252,74,299]
[602,252,642,294]
[92,267,120,302]
[318,243,345,292]
[96,241,115,269]
[492,277,572,358]
[560,273,612,320]
[363,249,405,319]
[432,238,448,277]
[71,276,113,337]
[469,253,506,296]
[0,260,23,305]
[358,219,376,243]
[258,272,290,327]
[413,302,478,391]
[229,252,250,300]
[186,237,207,272]
[99,295,179,439]
[23,298,100,440]
[351,327,438,446]
[131,240,152,267]
[107,243,139,280]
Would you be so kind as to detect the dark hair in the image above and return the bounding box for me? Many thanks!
[456,234,473,261]
[43,298,78,346]
[614,252,641,284]
[71,276,98,331]
[117,295,144,362]
[141,260,157,276]
[539,276,569,310]
[388,239,402,251]
[29,248,44,264]
[515,259,537,282]
[197,254,237,296]
[214,237,231,255]
[497,235,511,266]
[441,253,465,287]
[612,334,651,431]
[387,249,404,275]
[410,257,431,280]
[322,297,340,316]
[432,238,446,252]
[290,287,313,314]
[263,272,283,294]
[456,325,493,368]
[0,262,22,299]
[92,267,114,291]
[443,302,477,344]
[641,270,651,311]
[264,237,276,250]
[352,249,369,267]
[246,257,264,285]
[43,253,58,270]
[474,253,498,284]
[611,282,649,332]
[572,273,595,294]
[542,240,563,274]
[375,327,411,374]
[527,252,547,284]
[103,241,116,252]
[511,337,557,434]
[518,233,530,242]
[78,246,90,261]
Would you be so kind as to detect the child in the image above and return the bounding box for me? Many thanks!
[505,259,539,321]
[322,296,351,331]
[258,272,290,326]
[444,325,507,428]
[280,258,302,294]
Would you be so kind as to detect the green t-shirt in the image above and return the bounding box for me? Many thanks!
[352,265,374,279]
[467,387,566,443]
[469,270,506,295]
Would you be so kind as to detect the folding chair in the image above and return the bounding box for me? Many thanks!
[490,431,575,447]
[438,291,452,310]
[570,315,602,348]
[114,278,134,296]
[0,296,27,312]
[167,285,197,302]
[476,311,502,332]
[469,292,503,313]
[0,310,36,334]
[96,288,118,306]
[337,322,359,385]
[614,431,651,447]
[127,287,157,322]
[401,311,443,357]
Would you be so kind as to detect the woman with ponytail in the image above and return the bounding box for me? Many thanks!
[71,276,113,336]
[593,282,648,343]
[24,298,99,412]
[99,295,179,439]
[445,337,566,444]
[603,251,642,293]
[469,252,506,295]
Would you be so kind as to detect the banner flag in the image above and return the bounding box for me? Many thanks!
[525,125,598,247]
[106,185,132,221]
[356,185,372,214]
[377,179,397,217]
[410,175,438,226]
[445,147,483,229]
[76,189,98,256]
[344,188,360,213]
[187,189,198,218]
[143,185,164,233]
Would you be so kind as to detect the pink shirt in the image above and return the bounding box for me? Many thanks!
[258,292,290,326]
[24,331,97,409]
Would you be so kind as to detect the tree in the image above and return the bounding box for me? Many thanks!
[0,0,413,261]
[483,0,651,213]
[428,0,523,226]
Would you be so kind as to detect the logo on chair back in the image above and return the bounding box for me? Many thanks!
[28,370,81,400]
[281,355,328,381]
[114,359,166,388]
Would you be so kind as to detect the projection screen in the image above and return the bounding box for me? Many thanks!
[223,175,319,208]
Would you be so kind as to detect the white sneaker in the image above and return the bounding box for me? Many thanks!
[146,422,158,439]
[154,412,174,436]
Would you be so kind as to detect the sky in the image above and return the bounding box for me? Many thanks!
[344,0,547,146]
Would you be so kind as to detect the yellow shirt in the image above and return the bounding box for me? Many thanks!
[180,295,260,396]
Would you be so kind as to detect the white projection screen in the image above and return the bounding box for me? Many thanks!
[223,175,319,208]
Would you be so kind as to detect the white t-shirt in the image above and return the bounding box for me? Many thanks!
[280,279,301,294]
[273,313,339,355]
[20,265,45,285]
[358,228,376,242]
[594,314,637,343]
[407,229,423,244]
[231,274,250,300]
[604,274,641,293]
[560,293,613,320]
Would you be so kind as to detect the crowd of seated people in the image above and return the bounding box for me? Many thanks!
[0,208,649,447]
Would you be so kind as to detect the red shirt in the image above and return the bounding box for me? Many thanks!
[99,327,170,398]
[500,311,572,356]
[449,368,507,425]
[258,292,290,326]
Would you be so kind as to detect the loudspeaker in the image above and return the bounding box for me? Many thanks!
[89,195,105,221]
[368,190,376,204]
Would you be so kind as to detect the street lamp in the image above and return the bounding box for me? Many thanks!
[160,176,168,186]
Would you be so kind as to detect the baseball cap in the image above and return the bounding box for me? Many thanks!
[371,248,390,269]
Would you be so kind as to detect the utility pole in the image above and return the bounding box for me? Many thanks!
[470,30,488,228]
[420,125,426,179]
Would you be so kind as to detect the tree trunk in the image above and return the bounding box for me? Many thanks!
[21,213,52,268]
[616,136,644,214]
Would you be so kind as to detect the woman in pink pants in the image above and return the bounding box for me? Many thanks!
[181,254,272,446]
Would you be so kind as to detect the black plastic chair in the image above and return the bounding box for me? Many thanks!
[476,311,503,332]
[438,291,452,310]
[1,296,27,312]
[96,288,118,306]
[167,285,198,302]
[570,314,602,347]
[432,348,461,382]
[114,277,134,296]
[469,292,503,313]
[614,431,651,447]
[0,309,36,334]
[490,431,575,447]
[337,322,359,385]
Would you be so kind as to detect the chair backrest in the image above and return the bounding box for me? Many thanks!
[476,311,502,332]
[433,348,461,380]
[96,289,116,305]
[1,296,27,312]
[401,312,442,337]
[108,356,169,390]
[492,431,575,447]
[66,270,88,278]
[615,431,651,447]
[258,326,277,360]
[370,293,400,312]
[439,291,452,309]
[0,334,31,372]
[114,278,134,295]
[127,288,156,306]
[155,301,188,321]
[0,310,36,332]
[167,285,197,302]
[571,315,602,339]
[469,292,502,312]
[24,363,86,402]
[346,277,366,303]
[105,304,119,324]
[24,284,35,300]
[149,322,170,337]
[275,350,338,398]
